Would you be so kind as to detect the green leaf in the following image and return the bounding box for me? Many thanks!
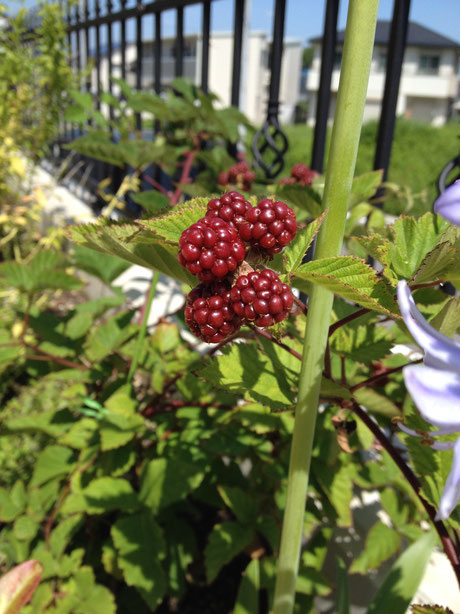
[13,516,39,541]
[59,566,116,614]
[64,105,88,123]
[111,512,166,609]
[49,515,84,559]
[131,190,170,214]
[85,311,135,361]
[217,485,257,524]
[350,170,382,207]
[234,558,260,614]
[81,477,139,514]
[380,488,409,528]
[367,531,436,614]
[73,245,131,285]
[284,211,327,273]
[410,606,454,614]
[65,136,126,167]
[353,387,401,417]
[429,297,460,338]
[335,556,350,614]
[30,445,77,487]
[139,458,205,513]
[69,89,93,110]
[205,521,254,583]
[316,464,354,527]
[69,219,196,285]
[385,213,450,281]
[274,183,323,218]
[331,323,393,363]
[99,413,144,452]
[350,522,400,574]
[199,342,297,409]
[410,241,460,285]
[140,198,209,243]
[294,256,398,316]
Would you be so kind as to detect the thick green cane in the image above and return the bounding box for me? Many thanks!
[272,2,379,612]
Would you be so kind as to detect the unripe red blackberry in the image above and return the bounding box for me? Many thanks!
[218,171,229,186]
[242,170,255,190]
[205,191,252,231]
[279,177,296,186]
[239,199,297,255]
[185,281,241,343]
[290,163,316,186]
[230,268,294,327]
[178,217,246,282]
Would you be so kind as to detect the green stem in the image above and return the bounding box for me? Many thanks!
[127,271,159,383]
[272,2,379,612]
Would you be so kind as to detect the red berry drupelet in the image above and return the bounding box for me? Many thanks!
[290,163,317,186]
[239,199,297,255]
[230,269,294,327]
[178,217,246,283]
[185,281,241,343]
[205,191,252,231]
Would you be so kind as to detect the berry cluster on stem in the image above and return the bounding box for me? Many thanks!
[178,191,298,343]
[280,162,317,187]
[218,161,255,191]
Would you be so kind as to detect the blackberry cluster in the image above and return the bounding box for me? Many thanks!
[280,163,317,187]
[239,199,298,255]
[178,192,297,343]
[218,161,255,191]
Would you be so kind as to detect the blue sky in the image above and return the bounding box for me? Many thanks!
[163,0,460,46]
[7,0,460,47]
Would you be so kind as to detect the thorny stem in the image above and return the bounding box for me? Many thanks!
[142,172,170,196]
[328,307,370,336]
[24,342,88,371]
[250,325,302,360]
[349,401,460,587]
[350,359,423,393]
[170,150,197,207]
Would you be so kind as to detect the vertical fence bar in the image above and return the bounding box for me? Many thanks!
[106,0,114,122]
[310,0,340,173]
[175,6,184,78]
[231,0,244,108]
[75,3,81,82]
[84,0,91,93]
[373,0,411,180]
[135,2,143,130]
[95,0,102,109]
[201,1,210,93]
[154,12,161,94]
[120,0,127,81]
[251,0,288,178]
[66,2,74,143]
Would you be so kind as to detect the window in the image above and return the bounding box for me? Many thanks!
[418,54,440,75]
[377,53,387,72]
[333,50,342,69]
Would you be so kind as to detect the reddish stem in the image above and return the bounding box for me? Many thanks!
[350,359,422,393]
[24,343,88,371]
[170,150,197,207]
[142,173,170,196]
[328,307,370,337]
[350,401,460,587]
[250,325,302,360]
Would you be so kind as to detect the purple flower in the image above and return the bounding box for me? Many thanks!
[434,181,460,226]
[397,280,460,520]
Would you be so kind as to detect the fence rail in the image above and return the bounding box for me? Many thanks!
[57,0,412,194]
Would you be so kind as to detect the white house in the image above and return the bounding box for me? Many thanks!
[96,32,302,125]
[307,21,460,126]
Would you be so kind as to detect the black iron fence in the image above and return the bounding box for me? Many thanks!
[58,0,413,190]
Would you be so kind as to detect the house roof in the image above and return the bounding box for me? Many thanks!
[310,20,459,49]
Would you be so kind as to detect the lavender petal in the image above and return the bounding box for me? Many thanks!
[435,437,460,520]
[403,365,460,430]
[434,181,460,227]
[397,281,460,371]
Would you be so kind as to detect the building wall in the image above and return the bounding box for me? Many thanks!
[307,43,459,126]
[95,32,302,126]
